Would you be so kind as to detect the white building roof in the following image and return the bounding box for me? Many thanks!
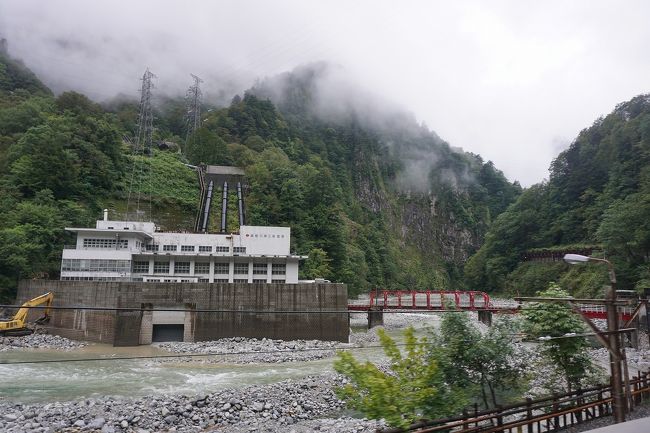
[65,228,154,239]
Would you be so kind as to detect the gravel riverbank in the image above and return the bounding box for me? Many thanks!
[154,337,345,364]
[0,333,86,352]
[0,375,385,433]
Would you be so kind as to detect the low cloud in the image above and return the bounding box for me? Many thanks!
[1,0,649,186]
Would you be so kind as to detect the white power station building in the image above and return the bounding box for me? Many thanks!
[61,217,306,284]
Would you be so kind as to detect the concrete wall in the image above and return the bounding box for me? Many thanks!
[17,280,349,345]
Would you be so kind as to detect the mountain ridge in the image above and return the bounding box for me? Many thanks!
[0,53,520,300]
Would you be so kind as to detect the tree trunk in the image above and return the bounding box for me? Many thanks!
[481,384,490,410]
[489,382,498,408]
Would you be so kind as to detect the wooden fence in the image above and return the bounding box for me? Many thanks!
[383,370,650,433]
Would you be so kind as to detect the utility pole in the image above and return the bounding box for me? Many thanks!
[517,255,632,423]
[562,254,627,422]
[135,68,156,155]
[185,73,203,150]
[602,259,627,423]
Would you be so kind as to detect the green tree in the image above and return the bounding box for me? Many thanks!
[300,247,332,279]
[433,311,527,409]
[522,284,597,392]
[334,327,466,428]
[185,127,230,165]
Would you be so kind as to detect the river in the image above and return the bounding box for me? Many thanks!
[0,329,398,404]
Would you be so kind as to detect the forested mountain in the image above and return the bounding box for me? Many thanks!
[0,51,520,301]
[465,95,650,296]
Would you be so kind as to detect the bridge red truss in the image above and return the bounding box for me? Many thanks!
[347,290,492,311]
[347,290,635,321]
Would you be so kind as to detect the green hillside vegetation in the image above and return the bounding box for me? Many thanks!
[0,53,520,301]
[465,94,650,296]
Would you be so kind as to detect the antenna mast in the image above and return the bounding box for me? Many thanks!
[185,73,203,149]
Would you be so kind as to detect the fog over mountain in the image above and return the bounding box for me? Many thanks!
[1,0,649,185]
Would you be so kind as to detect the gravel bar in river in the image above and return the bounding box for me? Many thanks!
[0,375,386,433]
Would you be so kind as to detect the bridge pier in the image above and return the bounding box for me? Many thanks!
[368,307,384,329]
[478,310,493,327]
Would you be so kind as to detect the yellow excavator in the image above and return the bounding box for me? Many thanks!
[0,292,54,336]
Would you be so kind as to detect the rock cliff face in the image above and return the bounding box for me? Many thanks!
[397,195,482,264]
[247,63,520,291]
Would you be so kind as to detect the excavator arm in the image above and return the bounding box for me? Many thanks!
[0,292,53,335]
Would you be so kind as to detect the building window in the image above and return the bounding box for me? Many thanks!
[145,243,159,251]
[198,245,212,252]
[253,277,267,282]
[234,278,248,283]
[181,245,194,252]
[62,276,127,281]
[215,246,230,253]
[198,278,209,283]
[272,279,286,283]
[215,278,229,283]
[214,262,229,274]
[233,246,246,254]
[163,244,177,252]
[154,261,170,274]
[272,264,286,275]
[132,261,149,273]
[234,263,249,275]
[175,262,190,274]
[61,259,131,273]
[180,279,192,283]
[82,238,128,249]
[253,263,267,275]
[194,262,210,274]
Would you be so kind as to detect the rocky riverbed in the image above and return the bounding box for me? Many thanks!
[0,333,86,352]
[151,326,389,365]
[589,332,650,374]
[349,311,441,330]
[0,375,385,433]
[154,337,345,364]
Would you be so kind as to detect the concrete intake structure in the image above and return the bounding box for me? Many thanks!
[17,280,349,346]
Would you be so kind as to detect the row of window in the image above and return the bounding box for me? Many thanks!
[61,276,287,283]
[61,276,125,281]
[131,262,286,275]
[61,259,131,273]
[140,278,286,283]
[144,245,243,253]
[82,238,129,249]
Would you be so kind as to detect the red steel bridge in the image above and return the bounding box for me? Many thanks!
[347,290,635,321]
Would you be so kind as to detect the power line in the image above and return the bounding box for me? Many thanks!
[0,304,504,314]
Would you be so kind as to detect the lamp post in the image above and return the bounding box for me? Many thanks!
[563,254,626,423]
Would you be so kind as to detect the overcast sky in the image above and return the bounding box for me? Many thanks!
[1,1,649,186]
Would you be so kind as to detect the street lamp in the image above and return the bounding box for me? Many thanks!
[563,254,626,423]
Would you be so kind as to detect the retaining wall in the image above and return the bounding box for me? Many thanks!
[16,280,349,345]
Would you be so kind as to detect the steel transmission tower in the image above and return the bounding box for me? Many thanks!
[135,68,156,155]
[127,68,156,222]
[185,73,203,148]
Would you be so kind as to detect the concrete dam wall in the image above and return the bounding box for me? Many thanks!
[16,281,349,345]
